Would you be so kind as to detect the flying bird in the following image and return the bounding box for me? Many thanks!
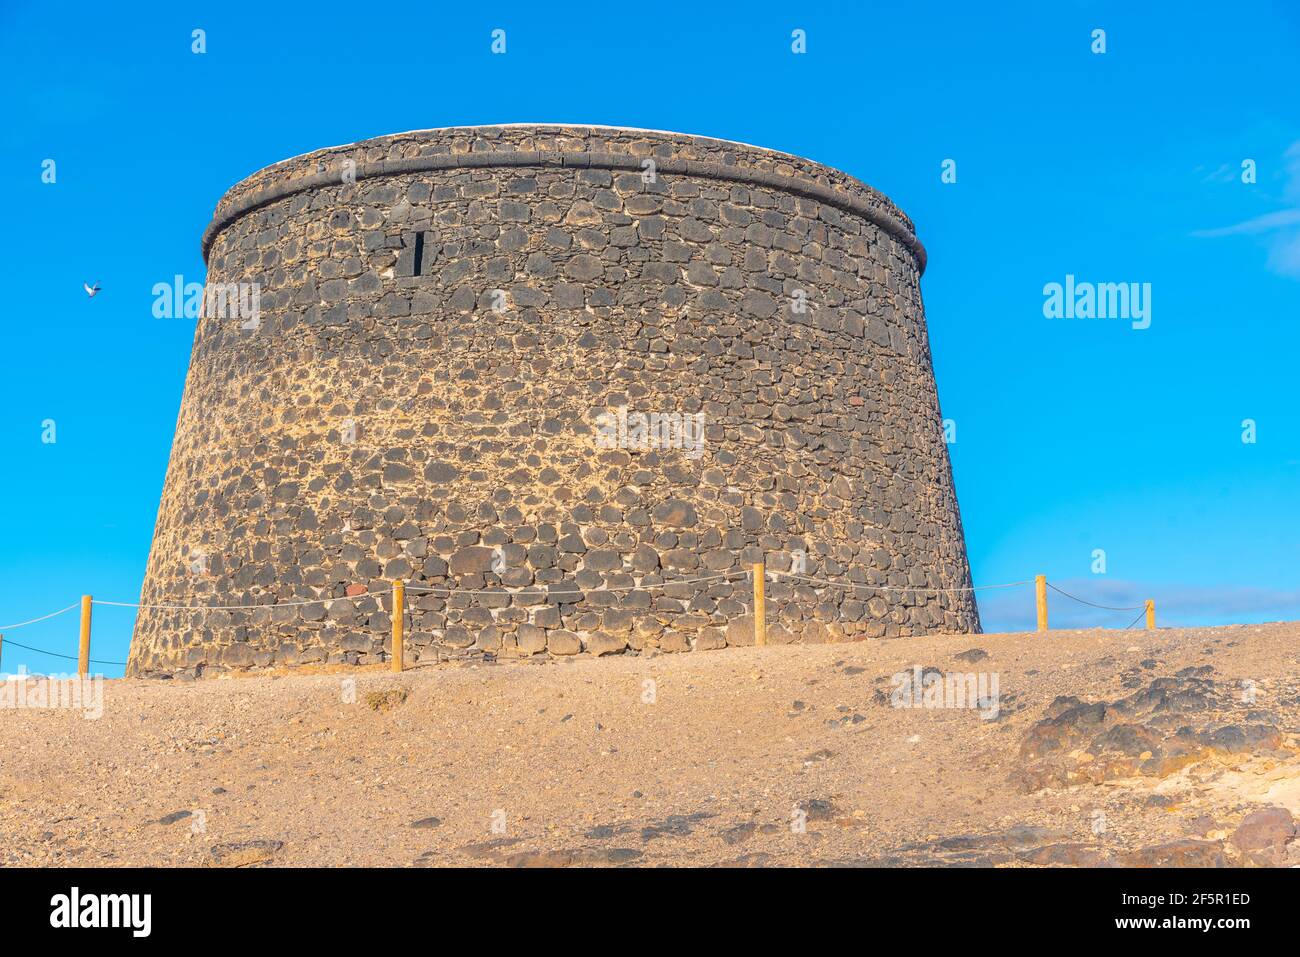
[83,282,101,298]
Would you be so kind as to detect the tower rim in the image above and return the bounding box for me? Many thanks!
[201,124,926,274]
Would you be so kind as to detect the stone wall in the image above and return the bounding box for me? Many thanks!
[127,124,978,677]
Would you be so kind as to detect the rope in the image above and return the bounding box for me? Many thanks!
[1123,608,1148,630]
[86,571,759,607]
[770,572,1031,594]
[1045,581,1145,612]
[0,637,126,667]
[93,587,394,611]
[0,602,81,631]
[0,575,1109,616]
[403,569,749,596]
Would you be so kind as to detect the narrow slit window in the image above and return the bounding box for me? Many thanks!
[412,231,425,277]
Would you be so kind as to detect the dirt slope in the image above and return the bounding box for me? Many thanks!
[2,623,1297,867]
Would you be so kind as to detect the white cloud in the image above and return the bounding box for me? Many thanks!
[1194,140,1300,279]
[1266,227,1300,277]
[1193,207,1300,237]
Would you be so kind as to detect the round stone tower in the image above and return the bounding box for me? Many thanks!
[127,124,979,676]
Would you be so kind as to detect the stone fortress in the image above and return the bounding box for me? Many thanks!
[126,124,979,676]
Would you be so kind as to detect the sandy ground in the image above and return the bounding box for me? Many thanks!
[2,622,1298,867]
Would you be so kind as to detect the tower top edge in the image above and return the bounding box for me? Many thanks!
[203,125,924,273]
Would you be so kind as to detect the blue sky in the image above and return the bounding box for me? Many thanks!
[2,0,1298,675]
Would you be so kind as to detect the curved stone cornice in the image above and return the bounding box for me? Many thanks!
[202,135,926,274]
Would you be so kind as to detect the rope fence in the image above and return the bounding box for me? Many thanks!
[1044,581,1144,612]
[0,636,127,667]
[0,566,1160,676]
[1121,607,1150,630]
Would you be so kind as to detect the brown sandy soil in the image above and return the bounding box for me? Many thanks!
[2,623,1298,867]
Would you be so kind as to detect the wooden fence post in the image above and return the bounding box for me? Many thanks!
[78,595,92,676]
[1145,599,1155,630]
[753,562,767,647]
[391,580,405,672]
[1035,575,1048,633]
